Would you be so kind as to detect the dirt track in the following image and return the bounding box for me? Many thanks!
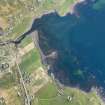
[19,42,34,56]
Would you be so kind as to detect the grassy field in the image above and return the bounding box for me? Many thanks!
[12,17,31,35]
[7,16,32,39]
[5,87,23,105]
[33,82,103,105]
[36,83,58,99]
[35,0,75,16]
[0,69,23,105]
[57,0,75,15]
[19,35,32,48]
[19,49,42,74]
[0,73,16,89]
[0,86,23,105]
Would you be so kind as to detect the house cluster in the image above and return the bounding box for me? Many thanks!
[0,97,5,105]
[0,63,9,73]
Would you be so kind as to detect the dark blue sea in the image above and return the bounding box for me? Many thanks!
[34,0,105,95]
[19,0,105,96]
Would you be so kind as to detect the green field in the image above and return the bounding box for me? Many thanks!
[19,49,42,74]
[19,36,32,48]
[0,73,16,89]
[57,0,75,15]
[0,67,23,105]
[8,16,32,39]
[36,83,58,99]
[6,87,23,105]
[33,82,103,105]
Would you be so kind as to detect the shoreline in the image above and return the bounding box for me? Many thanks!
[69,0,85,14]
[1,0,104,103]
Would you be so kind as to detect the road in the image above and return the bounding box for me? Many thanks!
[15,50,31,105]
[19,42,34,56]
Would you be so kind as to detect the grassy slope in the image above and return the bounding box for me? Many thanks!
[19,49,42,74]
[0,73,16,89]
[19,36,32,48]
[10,17,32,39]
[6,87,23,105]
[34,83,103,105]
[0,70,23,105]
[57,0,75,15]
